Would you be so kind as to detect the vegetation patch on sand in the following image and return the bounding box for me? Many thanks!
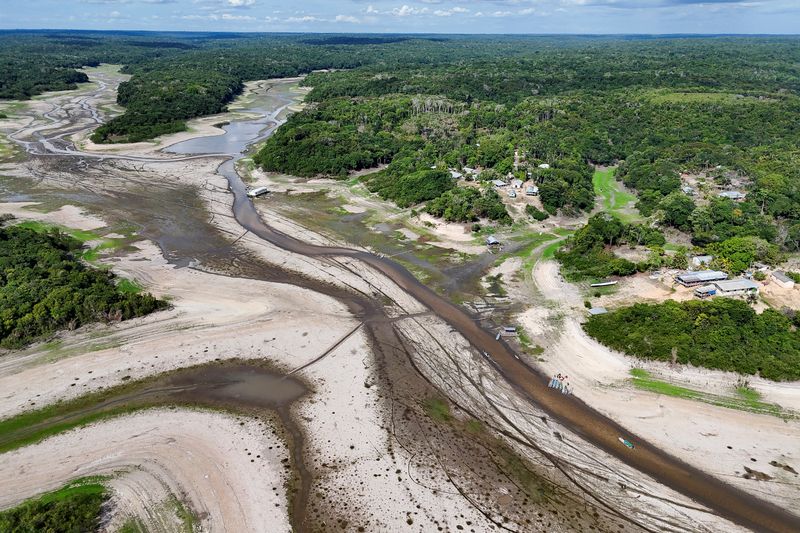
[628,368,787,417]
[587,299,800,381]
[0,477,108,532]
[0,224,166,349]
[593,167,637,214]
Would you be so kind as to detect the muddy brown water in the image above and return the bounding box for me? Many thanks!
[201,88,799,533]
[5,77,800,532]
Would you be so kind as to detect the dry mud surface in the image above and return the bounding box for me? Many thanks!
[0,67,797,533]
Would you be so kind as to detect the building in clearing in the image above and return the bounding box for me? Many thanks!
[772,271,796,289]
[682,185,695,196]
[486,235,500,246]
[719,190,745,201]
[526,185,539,196]
[694,285,717,298]
[676,270,728,286]
[713,278,759,296]
[492,179,507,188]
[588,307,608,316]
[449,170,463,179]
[510,178,524,189]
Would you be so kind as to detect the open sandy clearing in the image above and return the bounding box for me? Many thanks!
[0,409,290,533]
[519,257,800,513]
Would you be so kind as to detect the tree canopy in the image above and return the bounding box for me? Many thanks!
[0,225,166,349]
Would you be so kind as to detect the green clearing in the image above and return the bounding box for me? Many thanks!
[495,231,559,266]
[629,368,787,417]
[593,167,638,220]
[16,219,130,262]
[117,278,144,294]
[17,220,101,243]
[644,90,778,105]
[0,477,108,532]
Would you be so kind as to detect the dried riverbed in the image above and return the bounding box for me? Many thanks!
[0,68,797,532]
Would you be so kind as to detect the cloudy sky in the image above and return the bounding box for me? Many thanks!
[1,0,799,34]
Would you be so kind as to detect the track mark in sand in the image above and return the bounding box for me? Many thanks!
[287,322,364,376]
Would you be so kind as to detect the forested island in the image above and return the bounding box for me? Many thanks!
[0,224,166,349]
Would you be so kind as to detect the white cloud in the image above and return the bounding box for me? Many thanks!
[285,15,324,22]
[434,6,470,16]
[226,0,255,7]
[391,5,429,16]
[221,12,254,20]
[335,14,361,23]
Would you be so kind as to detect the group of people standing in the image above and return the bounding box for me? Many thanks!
[548,373,572,395]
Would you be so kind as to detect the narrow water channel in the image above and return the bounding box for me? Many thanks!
[6,77,800,533]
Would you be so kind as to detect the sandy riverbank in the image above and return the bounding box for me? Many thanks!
[517,257,800,513]
[0,409,290,532]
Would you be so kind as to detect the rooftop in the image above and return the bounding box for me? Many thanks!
[714,279,759,292]
[772,271,793,283]
[677,270,728,283]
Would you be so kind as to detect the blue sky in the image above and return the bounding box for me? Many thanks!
[1,0,799,34]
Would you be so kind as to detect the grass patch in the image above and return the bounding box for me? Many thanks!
[0,477,108,532]
[496,231,556,265]
[423,397,452,422]
[15,219,132,263]
[593,167,638,217]
[629,368,787,417]
[170,496,198,533]
[117,278,143,294]
[645,90,776,104]
[120,517,147,533]
[465,419,483,433]
[17,220,101,243]
[541,239,563,260]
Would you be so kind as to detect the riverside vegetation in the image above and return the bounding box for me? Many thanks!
[0,224,166,349]
[5,33,800,375]
[585,298,800,381]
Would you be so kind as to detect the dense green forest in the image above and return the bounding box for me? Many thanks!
[253,36,800,234]
[0,480,107,533]
[0,225,166,349]
[5,32,800,241]
[585,298,800,381]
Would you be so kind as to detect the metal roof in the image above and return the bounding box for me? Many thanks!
[677,270,728,283]
[772,271,794,283]
[694,285,717,294]
[714,279,759,292]
[588,307,608,315]
[719,191,745,199]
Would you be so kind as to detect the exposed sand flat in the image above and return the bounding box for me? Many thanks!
[289,327,494,531]
[0,409,290,533]
[393,312,749,533]
[525,257,800,515]
[0,202,107,231]
[0,237,357,419]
